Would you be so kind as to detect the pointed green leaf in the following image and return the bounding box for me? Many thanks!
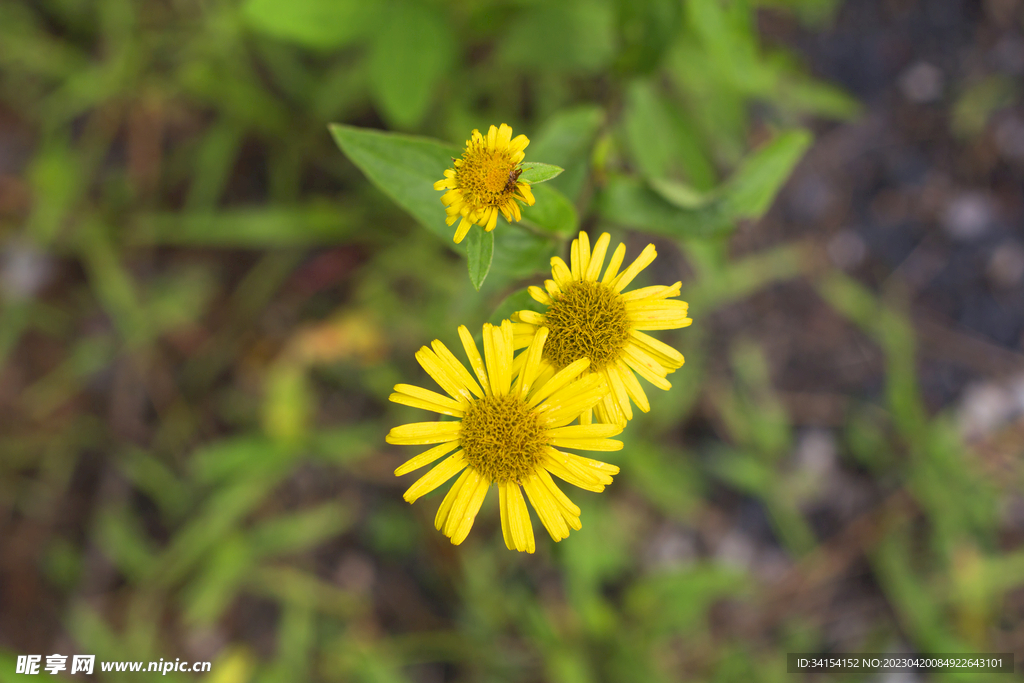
[518,162,564,184]
[369,1,453,128]
[466,227,494,291]
[242,0,376,50]
[599,129,811,238]
[721,129,812,219]
[520,183,578,236]
[329,123,458,244]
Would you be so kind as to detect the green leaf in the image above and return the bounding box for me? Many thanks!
[242,0,376,50]
[249,503,353,557]
[329,123,458,244]
[720,129,812,219]
[598,130,811,238]
[369,1,453,128]
[648,177,711,209]
[520,183,578,236]
[498,0,615,73]
[465,227,494,291]
[623,79,717,189]
[598,174,732,238]
[518,162,564,184]
[529,106,605,199]
[489,227,559,287]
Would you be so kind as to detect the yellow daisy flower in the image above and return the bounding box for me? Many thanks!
[433,123,536,244]
[385,320,622,553]
[512,231,692,426]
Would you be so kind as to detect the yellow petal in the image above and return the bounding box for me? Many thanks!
[585,233,611,282]
[435,468,471,530]
[523,474,569,541]
[416,346,474,403]
[628,331,685,368]
[550,257,572,286]
[600,243,627,284]
[515,326,549,399]
[443,467,482,537]
[614,359,650,413]
[393,383,467,412]
[395,441,461,476]
[527,358,591,408]
[499,482,515,550]
[506,482,535,553]
[546,424,623,439]
[431,340,485,399]
[449,473,490,545]
[612,244,657,293]
[605,364,634,421]
[516,310,546,326]
[528,286,551,305]
[403,451,467,503]
[536,467,581,518]
[386,420,461,445]
[577,232,591,281]
[458,324,491,396]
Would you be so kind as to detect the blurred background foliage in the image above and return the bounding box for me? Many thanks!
[1,0,1023,681]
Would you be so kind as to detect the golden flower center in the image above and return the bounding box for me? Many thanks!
[543,281,631,371]
[456,146,518,207]
[459,394,546,483]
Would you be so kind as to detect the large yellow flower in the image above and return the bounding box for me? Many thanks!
[433,123,536,244]
[385,321,622,553]
[512,232,692,426]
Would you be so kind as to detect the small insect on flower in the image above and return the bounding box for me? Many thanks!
[512,231,692,426]
[386,321,623,552]
[504,167,523,195]
[434,124,536,244]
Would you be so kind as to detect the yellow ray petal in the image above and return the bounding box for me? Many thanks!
[515,326,549,399]
[458,325,491,396]
[577,232,591,282]
[393,384,467,412]
[450,475,490,545]
[443,466,482,537]
[612,244,657,293]
[628,330,685,368]
[547,436,623,451]
[499,482,515,550]
[415,346,474,403]
[536,467,582,518]
[395,441,461,476]
[585,233,611,282]
[403,451,467,503]
[614,359,650,413]
[528,286,551,305]
[526,358,591,408]
[600,243,626,284]
[435,468,471,530]
[506,482,535,553]
[604,364,634,421]
[386,420,462,445]
[546,424,623,439]
[431,340,485,399]
[570,236,581,281]
[550,257,572,286]
[523,474,569,541]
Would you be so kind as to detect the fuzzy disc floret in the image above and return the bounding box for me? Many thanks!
[459,394,546,483]
[542,281,631,371]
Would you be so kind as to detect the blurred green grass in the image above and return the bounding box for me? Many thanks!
[0,0,1021,682]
